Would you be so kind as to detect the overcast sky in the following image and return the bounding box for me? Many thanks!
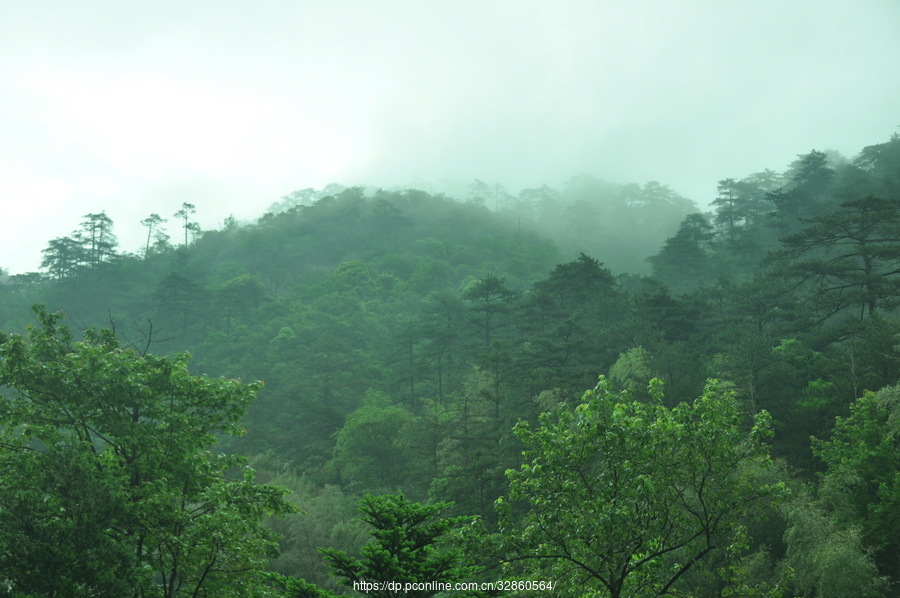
[2,0,899,274]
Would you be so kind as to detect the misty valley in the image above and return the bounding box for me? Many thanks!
[3,132,900,597]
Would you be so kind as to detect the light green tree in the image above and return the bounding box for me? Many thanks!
[494,377,782,597]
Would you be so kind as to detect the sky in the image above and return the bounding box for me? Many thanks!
[2,0,899,275]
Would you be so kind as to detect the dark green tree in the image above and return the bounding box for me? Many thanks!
[771,150,837,230]
[328,391,418,493]
[713,178,742,239]
[0,443,137,597]
[369,198,412,246]
[269,493,486,598]
[419,292,468,403]
[153,271,207,342]
[211,274,266,336]
[766,195,900,325]
[738,170,783,227]
[516,253,623,398]
[647,213,717,293]
[790,150,836,199]
[321,493,485,597]
[429,369,510,522]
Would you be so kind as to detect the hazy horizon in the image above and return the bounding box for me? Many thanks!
[2,0,899,274]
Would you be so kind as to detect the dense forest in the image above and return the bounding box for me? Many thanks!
[2,132,900,597]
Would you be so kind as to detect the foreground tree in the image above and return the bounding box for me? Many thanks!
[494,377,782,597]
[0,306,293,597]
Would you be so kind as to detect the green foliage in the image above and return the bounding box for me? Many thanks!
[495,377,781,597]
[174,202,200,247]
[847,313,900,390]
[141,212,169,257]
[75,211,119,268]
[0,306,294,597]
[210,274,266,334]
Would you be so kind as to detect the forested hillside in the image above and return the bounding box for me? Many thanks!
[2,132,900,596]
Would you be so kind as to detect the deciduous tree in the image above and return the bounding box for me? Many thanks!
[494,377,781,597]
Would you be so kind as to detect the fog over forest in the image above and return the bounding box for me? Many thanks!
[2,0,899,274]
